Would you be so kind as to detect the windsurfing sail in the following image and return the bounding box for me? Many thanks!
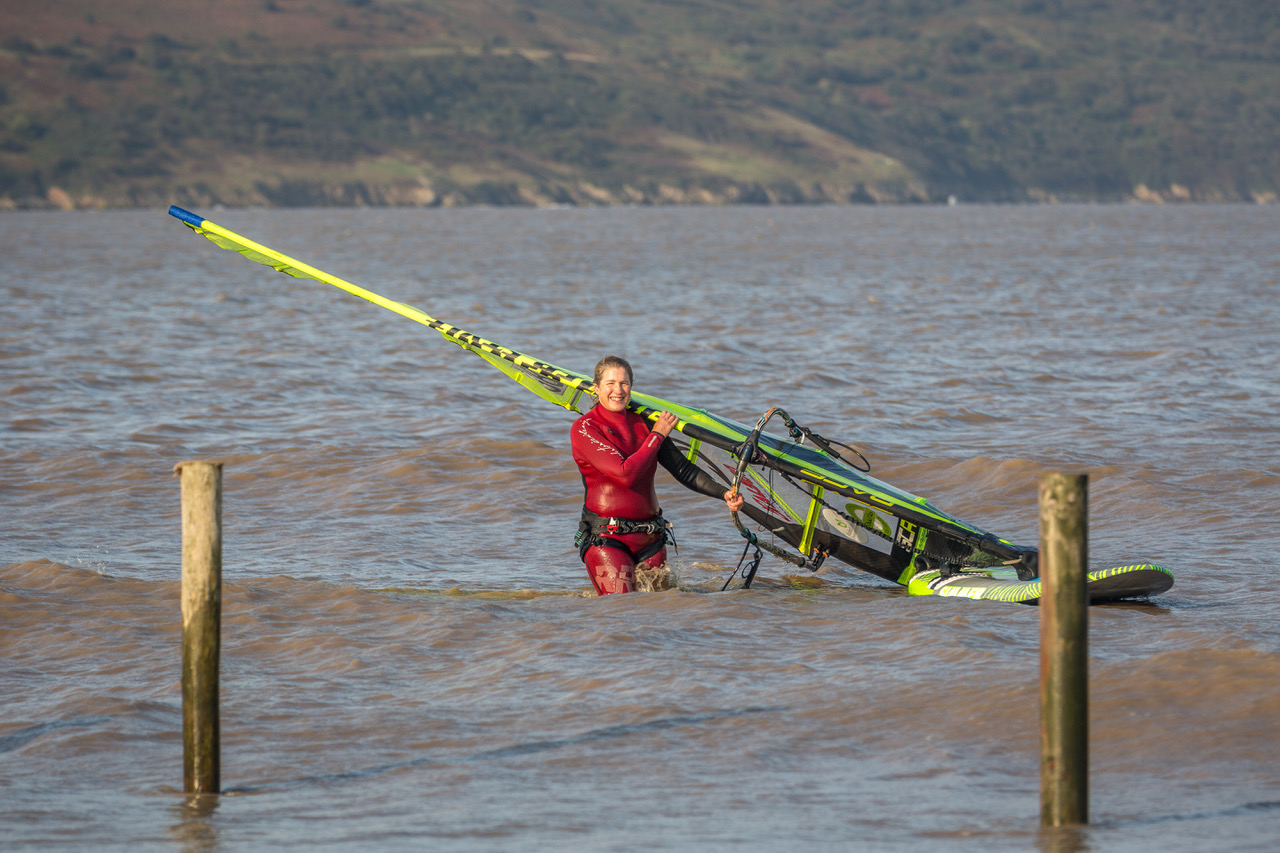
[166,205,1042,589]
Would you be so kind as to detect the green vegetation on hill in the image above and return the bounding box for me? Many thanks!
[2,0,1277,208]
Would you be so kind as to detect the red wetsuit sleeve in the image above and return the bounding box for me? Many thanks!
[572,413,665,487]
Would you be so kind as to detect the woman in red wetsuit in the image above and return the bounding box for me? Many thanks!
[571,355,743,595]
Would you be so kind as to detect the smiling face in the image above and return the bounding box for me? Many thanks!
[594,365,633,413]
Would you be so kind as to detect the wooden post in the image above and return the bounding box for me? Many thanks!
[177,460,223,795]
[1039,471,1088,826]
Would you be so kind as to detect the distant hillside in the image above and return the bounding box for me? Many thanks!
[2,0,1278,208]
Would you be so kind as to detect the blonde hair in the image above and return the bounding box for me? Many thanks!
[593,355,634,386]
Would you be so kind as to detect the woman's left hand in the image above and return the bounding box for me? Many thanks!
[652,411,678,437]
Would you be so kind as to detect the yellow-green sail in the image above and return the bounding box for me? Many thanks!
[169,205,1132,596]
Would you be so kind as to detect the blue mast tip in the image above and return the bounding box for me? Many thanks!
[168,206,204,227]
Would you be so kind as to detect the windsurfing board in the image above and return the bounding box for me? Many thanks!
[907,563,1174,604]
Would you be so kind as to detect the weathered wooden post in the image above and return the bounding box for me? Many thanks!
[1039,471,1088,826]
[176,460,223,795]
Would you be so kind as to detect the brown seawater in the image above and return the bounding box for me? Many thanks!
[3,204,1278,851]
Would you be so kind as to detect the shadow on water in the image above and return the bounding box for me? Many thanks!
[221,706,782,795]
[1091,600,1174,615]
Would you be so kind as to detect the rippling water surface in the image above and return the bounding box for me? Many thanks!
[3,205,1279,851]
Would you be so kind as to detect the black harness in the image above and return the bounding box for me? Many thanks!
[575,507,677,564]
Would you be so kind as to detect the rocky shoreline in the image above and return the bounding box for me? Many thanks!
[8,179,1277,211]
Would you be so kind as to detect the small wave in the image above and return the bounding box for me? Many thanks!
[0,716,113,755]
